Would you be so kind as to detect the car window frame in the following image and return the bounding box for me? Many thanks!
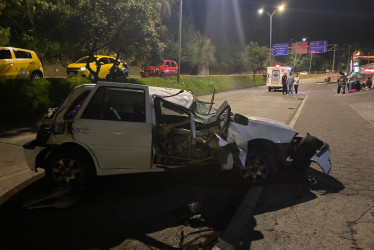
[81,86,147,123]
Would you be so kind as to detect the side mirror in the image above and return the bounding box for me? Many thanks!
[233,113,249,126]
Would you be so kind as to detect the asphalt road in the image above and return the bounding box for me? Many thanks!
[0,78,373,249]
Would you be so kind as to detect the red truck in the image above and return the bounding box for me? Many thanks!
[140,60,178,78]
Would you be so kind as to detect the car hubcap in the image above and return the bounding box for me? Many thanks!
[240,156,269,183]
[52,159,83,185]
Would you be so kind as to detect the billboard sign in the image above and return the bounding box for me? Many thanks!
[291,42,308,54]
[273,43,289,56]
[309,40,327,54]
[362,68,374,74]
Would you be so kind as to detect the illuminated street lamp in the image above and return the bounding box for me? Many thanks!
[302,37,307,42]
[258,4,286,66]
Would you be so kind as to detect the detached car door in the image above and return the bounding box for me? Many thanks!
[73,83,152,171]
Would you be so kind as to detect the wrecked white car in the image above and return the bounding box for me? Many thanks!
[23,82,331,186]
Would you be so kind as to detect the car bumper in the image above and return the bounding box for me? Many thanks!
[310,142,331,174]
[23,140,46,172]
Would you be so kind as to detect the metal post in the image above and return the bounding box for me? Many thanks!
[347,46,351,74]
[177,0,182,83]
[268,11,274,66]
[269,14,273,66]
[309,53,312,74]
[332,44,336,74]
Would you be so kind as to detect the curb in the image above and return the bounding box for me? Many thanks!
[0,172,44,206]
[213,186,263,250]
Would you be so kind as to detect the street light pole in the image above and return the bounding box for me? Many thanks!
[259,5,285,67]
[177,0,182,83]
[267,11,275,66]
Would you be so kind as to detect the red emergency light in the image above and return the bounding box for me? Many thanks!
[274,64,280,67]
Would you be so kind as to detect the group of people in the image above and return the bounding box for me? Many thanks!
[281,72,300,95]
[337,72,373,94]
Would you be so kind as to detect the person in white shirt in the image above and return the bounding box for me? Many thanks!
[294,73,300,95]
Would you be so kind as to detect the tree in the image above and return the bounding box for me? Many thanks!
[286,54,309,72]
[64,0,176,81]
[245,41,270,79]
[0,2,10,45]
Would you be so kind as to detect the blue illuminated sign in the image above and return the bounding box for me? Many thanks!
[309,40,327,54]
[273,44,289,56]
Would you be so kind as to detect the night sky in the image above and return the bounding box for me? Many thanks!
[183,0,374,52]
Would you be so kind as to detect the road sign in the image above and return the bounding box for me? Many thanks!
[291,42,308,54]
[309,40,327,54]
[273,44,289,56]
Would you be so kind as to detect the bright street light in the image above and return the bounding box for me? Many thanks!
[258,4,286,66]
[302,37,307,42]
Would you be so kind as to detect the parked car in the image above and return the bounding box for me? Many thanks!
[0,47,44,79]
[140,60,178,78]
[66,55,126,80]
[300,71,309,75]
[23,82,331,187]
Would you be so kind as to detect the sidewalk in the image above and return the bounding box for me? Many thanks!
[0,126,44,205]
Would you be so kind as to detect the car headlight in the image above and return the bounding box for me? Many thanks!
[80,66,86,71]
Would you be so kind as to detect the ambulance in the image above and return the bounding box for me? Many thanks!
[266,66,292,92]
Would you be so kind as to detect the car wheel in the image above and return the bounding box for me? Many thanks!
[268,87,272,92]
[292,135,321,176]
[160,72,165,78]
[45,151,96,187]
[238,150,277,185]
[30,71,43,79]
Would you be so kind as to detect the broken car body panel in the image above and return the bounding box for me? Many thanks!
[23,82,332,185]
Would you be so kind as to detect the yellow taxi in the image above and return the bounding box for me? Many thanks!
[0,47,44,79]
[66,55,123,80]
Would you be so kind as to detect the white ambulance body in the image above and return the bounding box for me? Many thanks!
[266,66,292,92]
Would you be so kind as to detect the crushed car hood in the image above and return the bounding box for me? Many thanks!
[228,115,297,145]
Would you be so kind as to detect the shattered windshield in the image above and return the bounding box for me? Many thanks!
[191,99,217,121]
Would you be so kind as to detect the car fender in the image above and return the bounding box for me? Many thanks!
[226,117,297,165]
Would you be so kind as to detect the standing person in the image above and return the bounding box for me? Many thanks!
[337,71,346,94]
[286,72,295,95]
[347,72,358,91]
[294,73,300,95]
[282,72,288,95]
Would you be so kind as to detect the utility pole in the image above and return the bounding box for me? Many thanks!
[347,45,351,74]
[177,0,182,83]
[332,44,337,74]
[269,13,273,66]
[309,53,313,74]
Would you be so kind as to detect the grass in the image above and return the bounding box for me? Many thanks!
[126,75,266,95]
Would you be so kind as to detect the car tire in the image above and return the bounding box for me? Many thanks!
[45,151,96,187]
[268,87,272,92]
[30,71,43,79]
[292,135,321,176]
[237,150,277,185]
